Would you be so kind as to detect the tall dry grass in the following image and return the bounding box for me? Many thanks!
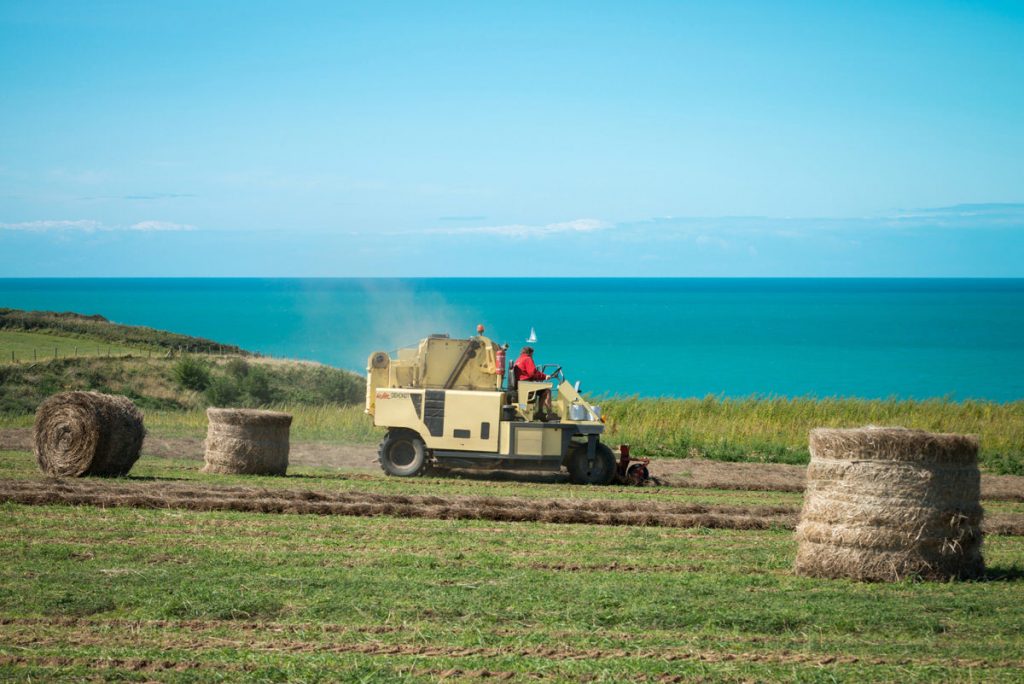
[600,396,1024,473]
[142,404,381,443]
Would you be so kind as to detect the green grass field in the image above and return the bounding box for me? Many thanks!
[0,449,1022,682]
[0,330,149,363]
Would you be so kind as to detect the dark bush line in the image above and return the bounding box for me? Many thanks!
[0,355,364,414]
[171,356,363,408]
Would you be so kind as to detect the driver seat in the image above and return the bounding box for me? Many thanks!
[506,360,519,402]
[507,362,546,420]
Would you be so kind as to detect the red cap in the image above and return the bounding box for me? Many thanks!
[476,324,485,334]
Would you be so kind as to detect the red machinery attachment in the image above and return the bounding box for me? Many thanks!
[495,347,506,377]
[615,444,652,485]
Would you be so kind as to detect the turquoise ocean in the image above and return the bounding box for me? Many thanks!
[1,278,1022,402]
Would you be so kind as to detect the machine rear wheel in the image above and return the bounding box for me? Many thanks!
[378,431,427,477]
[568,441,616,485]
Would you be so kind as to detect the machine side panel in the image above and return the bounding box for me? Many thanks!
[372,389,427,434]
[510,424,566,458]
[516,429,543,456]
[430,390,502,452]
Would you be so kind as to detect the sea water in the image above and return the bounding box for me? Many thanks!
[1,278,1022,401]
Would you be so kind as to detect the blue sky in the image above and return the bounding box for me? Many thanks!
[1,1,1022,276]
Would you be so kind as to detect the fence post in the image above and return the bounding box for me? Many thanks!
[10,351,13,363]
[54,346,57,359]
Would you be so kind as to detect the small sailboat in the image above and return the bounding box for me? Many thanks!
[525,327,537,343]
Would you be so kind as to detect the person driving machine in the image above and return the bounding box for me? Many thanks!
[512,346,556,420]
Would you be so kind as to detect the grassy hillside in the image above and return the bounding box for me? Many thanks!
[0,308,364,413]
[0,329,146,362]
[0,308,244,355]
[0,354,364,413]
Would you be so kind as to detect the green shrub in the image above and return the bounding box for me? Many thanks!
[225,357,250,379]
[313,369,363,404]
[242,366,277,405]
[205,375,241,406]
[173,356,211,391]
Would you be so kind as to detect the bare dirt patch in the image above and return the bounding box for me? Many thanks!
[140,432,381,469]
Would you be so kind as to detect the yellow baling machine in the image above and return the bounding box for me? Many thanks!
[365,327,625,484]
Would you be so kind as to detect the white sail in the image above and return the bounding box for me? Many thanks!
[526,327,537,343]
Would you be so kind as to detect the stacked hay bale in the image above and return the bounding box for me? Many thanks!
[203,408,292,475]
[34,391,145,477]
[795,427,984,581]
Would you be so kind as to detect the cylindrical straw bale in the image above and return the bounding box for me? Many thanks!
[795,426,984,581]
[34,391,145,477]
[203,408,292,475]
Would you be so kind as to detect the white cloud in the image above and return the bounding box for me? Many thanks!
[430,217,612,238]
[1,218,196,232]
[545,219,610,233]
[0,219,103,232]
[695,234,731,249]
[130,220,195,232]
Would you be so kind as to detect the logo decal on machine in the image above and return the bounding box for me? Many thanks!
[376,391,409,400]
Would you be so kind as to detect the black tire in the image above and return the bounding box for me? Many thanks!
[378,430,428,477]
[567,441,616,485]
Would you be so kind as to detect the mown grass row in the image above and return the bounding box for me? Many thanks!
[3,449,1022,515]
[0,450,807,510]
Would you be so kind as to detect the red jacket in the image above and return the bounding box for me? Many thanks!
[514,354,546,381]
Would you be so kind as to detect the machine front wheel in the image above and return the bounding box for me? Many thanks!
[567,441,616,485]
[378,431,428,477]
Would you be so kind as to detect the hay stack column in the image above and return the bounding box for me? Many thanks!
[795,427,984,581]
[203,408,292,475]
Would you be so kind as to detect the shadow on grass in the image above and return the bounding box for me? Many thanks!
[283,472,354,481]
[431,467,570,485]
[122,476,191,482]
[983,566,1024,581]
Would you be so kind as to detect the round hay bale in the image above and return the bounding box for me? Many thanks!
[795,426,984,582]
[203,408,292,475]
[34,391,145,477]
